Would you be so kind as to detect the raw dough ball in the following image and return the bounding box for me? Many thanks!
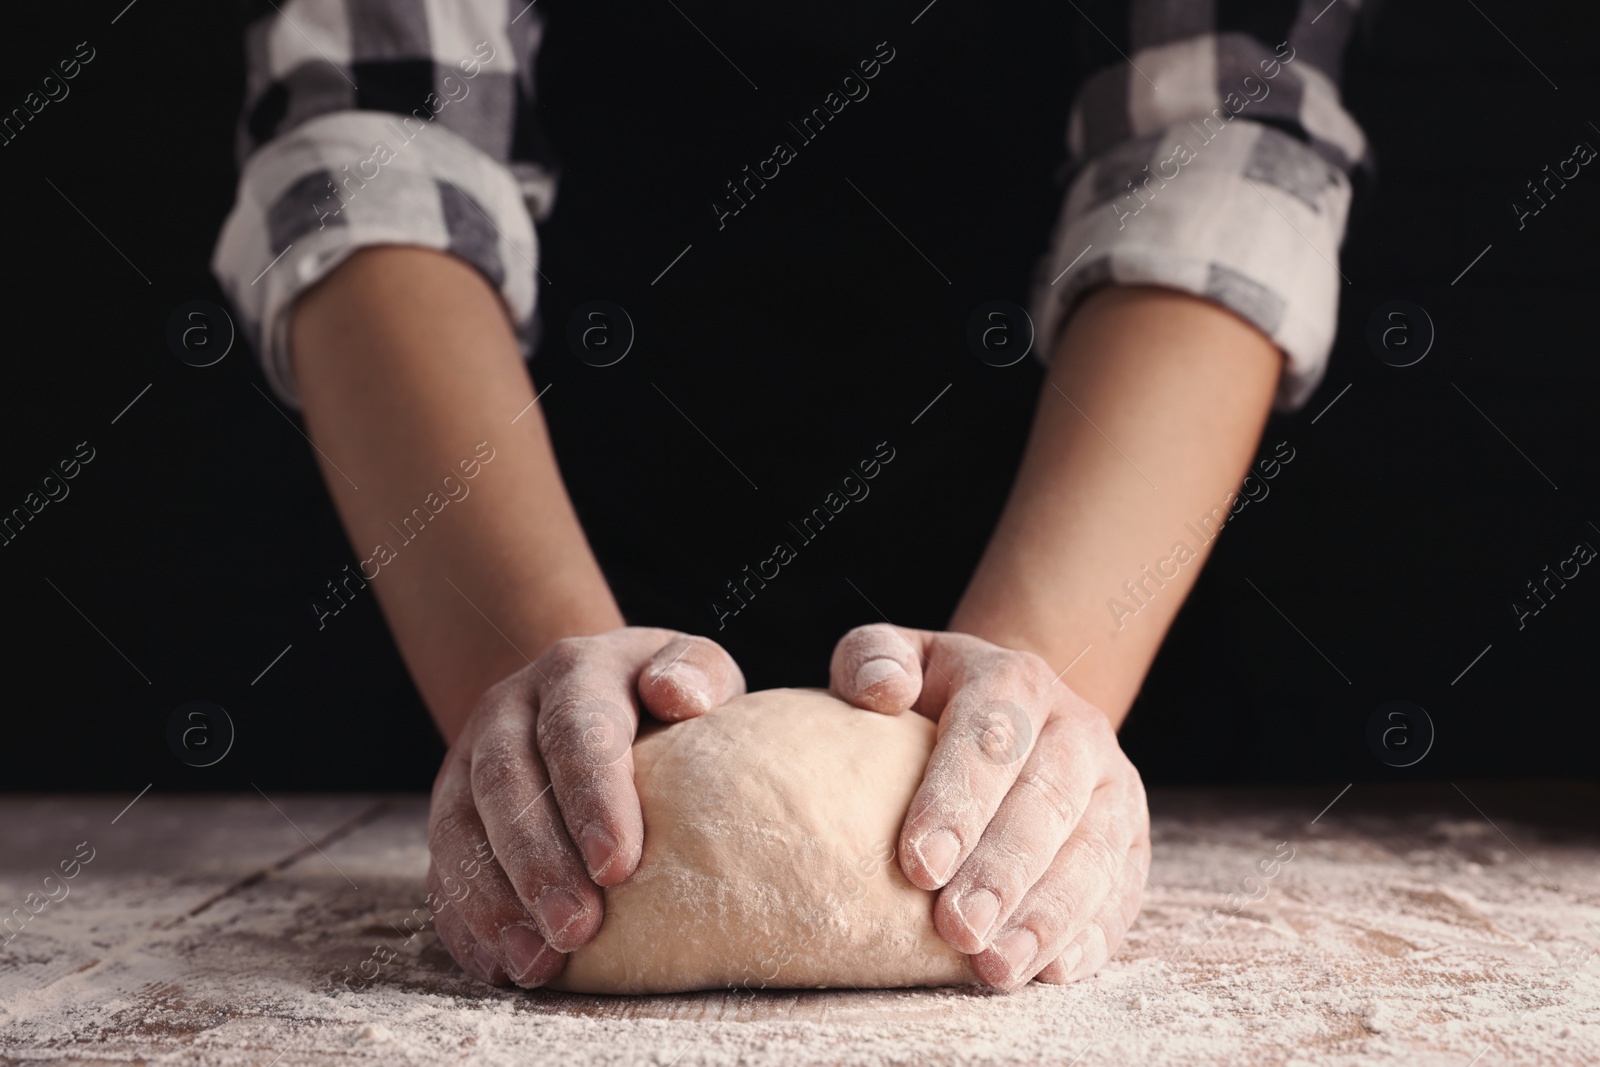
[549,688,976,993]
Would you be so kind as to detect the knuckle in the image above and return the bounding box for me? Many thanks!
[844,621,894,643]
[476,667,542,718]
[1106,743,1139,783]
[983,646,1054,695]
[536,688,600,743]
[914,776,987,837]
[430,750,463,805]
[476,678,518,712]
[1014,647,1056,687]
[958,842,1034,904]
[469,736,528,806]
[679,634,730,666]
[1071,701,1114,740]
[428,807,475,856]
[537,690,633,767]
[1126,769,1150,813]
[1121,874,1148,926]
[1073,831,1124,886]
[1130,837,1153,875]
[1120,882,1148,924]
[655,635,739,690]
[536,636,591,677]
[1012,768,1082,826]
[957,692,1033,767]
[842,622,902,654]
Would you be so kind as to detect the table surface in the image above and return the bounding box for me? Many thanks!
[1,783,1597,1066]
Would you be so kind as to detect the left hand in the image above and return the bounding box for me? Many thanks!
[830,623,1150,990]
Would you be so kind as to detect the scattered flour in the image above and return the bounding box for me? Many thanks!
[0,790,1596,1065]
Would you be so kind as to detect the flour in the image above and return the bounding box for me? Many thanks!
[1,790,1597,1065]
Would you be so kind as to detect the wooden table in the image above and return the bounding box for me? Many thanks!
[2,784,1597,1065]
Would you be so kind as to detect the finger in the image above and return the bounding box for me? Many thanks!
[638,634,747,722]
[967,782,1136,990]
[535,639,647,887]
[933,714,1097,953]
[1050,839,1149,984]
[1032,953,1071,984]
[472,686,606,953]
[829,623,924,713]
[898,640,1056,890]
[428,866,508,986]
[429,748,565,988]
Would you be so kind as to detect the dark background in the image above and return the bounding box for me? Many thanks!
[1,0,1595,794]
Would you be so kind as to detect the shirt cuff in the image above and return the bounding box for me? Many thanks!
[212,109,539,408]
[1029,119,1352,411]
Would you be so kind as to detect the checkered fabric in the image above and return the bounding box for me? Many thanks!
[1033,0,1370,409]
[212,0,1368,411]
[211,0,553,408]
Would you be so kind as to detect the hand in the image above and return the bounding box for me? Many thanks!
[831,624,1149,990]
[428,627,745,987]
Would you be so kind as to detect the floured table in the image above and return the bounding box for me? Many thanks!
[2,784,1597,1066]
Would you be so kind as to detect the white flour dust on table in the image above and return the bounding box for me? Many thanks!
[0,787,1596,1066]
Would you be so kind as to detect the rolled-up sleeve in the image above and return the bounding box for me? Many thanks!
[212,0,556,407]
[1030,0,1370,410]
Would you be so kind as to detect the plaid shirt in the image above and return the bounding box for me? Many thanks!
[213,0,1368,411]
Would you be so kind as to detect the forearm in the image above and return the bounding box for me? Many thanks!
[289,246,622,742]
[949,285,1281,725]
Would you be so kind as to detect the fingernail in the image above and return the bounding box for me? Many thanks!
[579,822,617,878]
[1059,942,1084,977]
[535,887,586,944]
[501,923,549,983]
[657,661,711,707]
[914,829,961,885]
[993,927,1039,980]
[955,889,1000,943]
[854,657,906,694]
[468,941,499,983]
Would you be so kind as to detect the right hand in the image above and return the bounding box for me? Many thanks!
[427,627,745,987]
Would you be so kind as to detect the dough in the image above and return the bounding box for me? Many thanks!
[550,688,976,993]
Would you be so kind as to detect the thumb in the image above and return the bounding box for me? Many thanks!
[829,622,925,713]
[638,634,746,723]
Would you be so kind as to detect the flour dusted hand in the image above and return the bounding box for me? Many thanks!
[830,624,1151,990]
[428,628,745,987]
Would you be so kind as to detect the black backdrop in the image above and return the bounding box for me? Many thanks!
[2,0,1596,794]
